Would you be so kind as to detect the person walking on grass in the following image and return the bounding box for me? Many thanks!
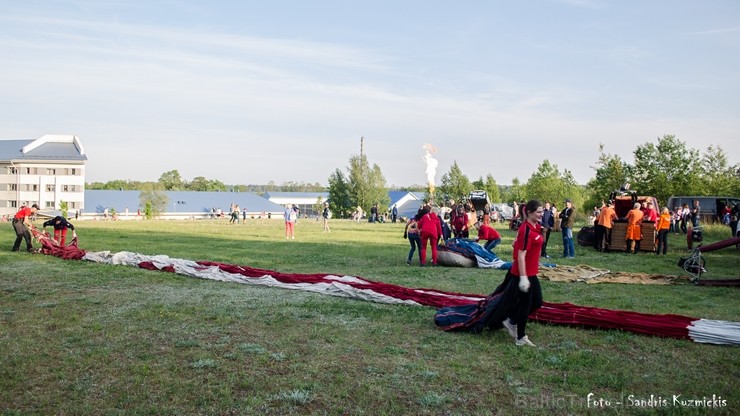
[284,204,297,240]
[500,199,544,347]
[322,202,331,232]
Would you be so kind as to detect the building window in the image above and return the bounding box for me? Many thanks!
[25,167,38,175]
[46,185,54,192]
[63,185,69,192]
[7,167,17,174]
[9,184,17,191]
[71,168,77,175]
[9,201,17,208]
[45,201,55,209]
[70,202,78,208]
[46,168,56,175]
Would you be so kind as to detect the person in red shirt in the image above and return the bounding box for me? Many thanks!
[499,200,544,347]
[416,205,443,267]
[12,204,39,252]
[642,201,658,224]
[42,215,77,247]
[450,204,468,238]
[476,216,502,253]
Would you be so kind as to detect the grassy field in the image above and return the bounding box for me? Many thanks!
[1,217,738,415]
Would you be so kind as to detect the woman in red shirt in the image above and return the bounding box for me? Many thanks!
[416,205,443,267]
[450,204,468,238]
[500,200,544,346]
[476,215,502,253]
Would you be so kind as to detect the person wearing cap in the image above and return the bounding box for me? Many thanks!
[559,199,576,258]
[595,200,617,252]
[625,202,644,253]
[42,215,76,246]
[12,204,39,252]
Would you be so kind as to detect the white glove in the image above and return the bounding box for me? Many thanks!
[518,276,530,292]
[73,231,77,238]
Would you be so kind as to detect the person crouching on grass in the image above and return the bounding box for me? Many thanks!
[500,200,544,347]
[42,215,76,246]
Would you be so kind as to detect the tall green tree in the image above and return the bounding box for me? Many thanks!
[348,154,371,212]
[472,174,502,203]
[158,170,184,191]
[484,174,501,203]
[139,184,169,218]
[503,178,525,203]
[699,145,740,196]
[631,135,699,205]
[438,161,472,204]
[585,144,632,209]
[524,160,567,205]
[367,164,390,211]
[327,169,352,218]
[187,176,227,191]
[523,160,584,209]
[346,153,388,214]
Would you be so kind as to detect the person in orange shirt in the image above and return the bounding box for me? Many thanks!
[655,207,671,255]
[625,203,644,254]
[595,200,617,252]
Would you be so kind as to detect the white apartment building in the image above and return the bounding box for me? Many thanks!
[0,135,87,217]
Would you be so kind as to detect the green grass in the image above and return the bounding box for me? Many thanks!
[1,218,738,415]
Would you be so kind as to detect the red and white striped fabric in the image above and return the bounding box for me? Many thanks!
[30,229,740,346]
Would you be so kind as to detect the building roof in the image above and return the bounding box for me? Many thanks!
[84,190,285,214]
[263,192,328,204]
[0,135,87,162]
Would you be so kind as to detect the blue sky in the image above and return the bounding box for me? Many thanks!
[1,0,738,187]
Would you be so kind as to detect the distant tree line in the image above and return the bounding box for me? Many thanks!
[88,135,739,220]
[325,134,738,218]
[86,170,325,194]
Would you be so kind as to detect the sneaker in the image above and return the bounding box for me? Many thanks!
[406,260,411,266]
[515,335,536,347]
[502,319,518,339]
